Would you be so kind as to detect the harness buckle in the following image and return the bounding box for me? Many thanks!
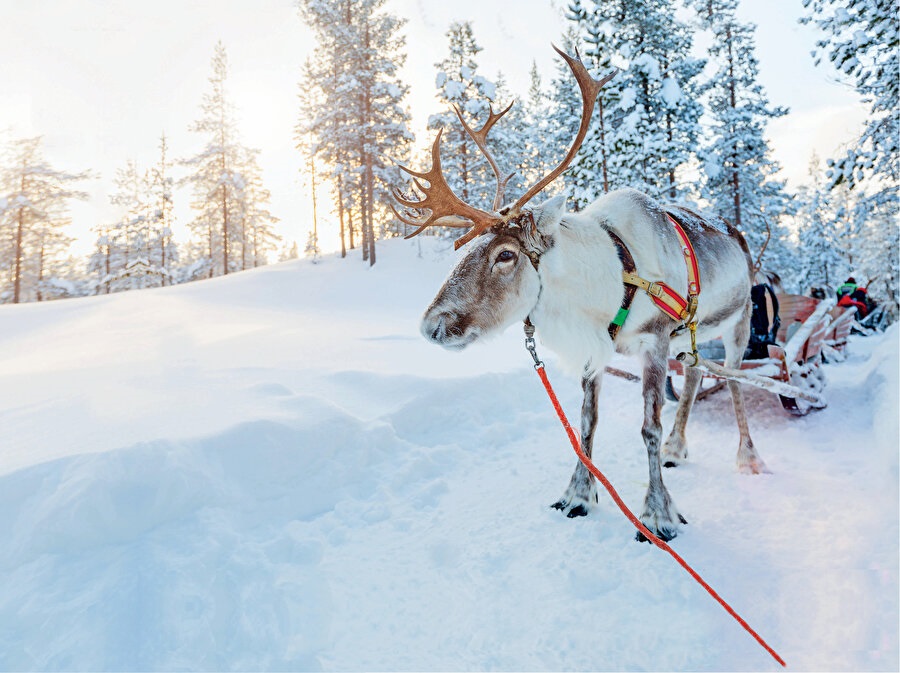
[647,282,664,298]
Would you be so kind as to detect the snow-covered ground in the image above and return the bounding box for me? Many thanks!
[1,239,897,671]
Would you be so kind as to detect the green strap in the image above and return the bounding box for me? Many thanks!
[612,307,630,327]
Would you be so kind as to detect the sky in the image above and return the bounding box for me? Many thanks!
[0,0,867,258]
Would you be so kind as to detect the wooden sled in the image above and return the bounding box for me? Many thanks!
[666,294,839,416]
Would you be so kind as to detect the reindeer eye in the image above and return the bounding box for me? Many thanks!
[496,250,517,263]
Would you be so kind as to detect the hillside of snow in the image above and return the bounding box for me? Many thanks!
[1,239,897,671]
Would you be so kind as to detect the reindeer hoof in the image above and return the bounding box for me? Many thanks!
[550,497,594,518]
[635,527,676,543]
[663,460,679,469]
[636,514,687,543]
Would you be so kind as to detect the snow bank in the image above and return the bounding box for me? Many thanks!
[0,239,896,671]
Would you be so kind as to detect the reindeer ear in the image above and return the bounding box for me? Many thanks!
[532,194,567,235]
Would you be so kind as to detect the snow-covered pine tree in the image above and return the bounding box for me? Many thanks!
[183,41,275,278]
[520,61,555,194]
[795,155,850,293]
[553,3,622,209]
[801,0,898,319]
[106,159,157,291]
[692,0,795,276]
[297,0,412,265]
[237,148,280,268]
[0,136,87,303]
[183,41,242,277]
[556,0,703,205]
[850,196,900,318]
[146,134,178,285]
[545,29,590,207]
[485,71,529,204]
[801,0,898,195]
[426,22,503,219]
[88,221,121,295]
[606,0,704,201]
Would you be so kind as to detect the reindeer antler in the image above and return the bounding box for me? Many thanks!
[509,46,617,215]
[392,47,616,250]
[452,101,516,211]
[390,127,503,239]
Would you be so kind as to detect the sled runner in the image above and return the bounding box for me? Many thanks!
[667,293,842,416]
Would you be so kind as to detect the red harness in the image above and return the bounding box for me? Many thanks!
[610,213,701,338]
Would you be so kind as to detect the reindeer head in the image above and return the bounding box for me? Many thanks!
[393,47,614,350]
[420,195,567,349]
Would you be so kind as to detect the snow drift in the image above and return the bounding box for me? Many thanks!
[0,239,897,671]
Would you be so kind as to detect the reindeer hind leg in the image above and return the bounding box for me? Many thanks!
[723,306,771,475]
[636,335,686,542]
[661,365,702,467]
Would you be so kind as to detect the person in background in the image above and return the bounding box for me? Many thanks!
[836,277,858,299]
[837,276,871,318]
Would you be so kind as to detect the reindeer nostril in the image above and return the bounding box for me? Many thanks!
[431,320,443,341]
[425,312,454,342]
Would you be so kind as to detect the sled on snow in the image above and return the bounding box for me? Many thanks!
[666,294,851,417]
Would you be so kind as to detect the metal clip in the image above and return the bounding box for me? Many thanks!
[523,321,543,369]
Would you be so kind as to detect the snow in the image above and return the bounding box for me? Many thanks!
[660,76,683,106]
[0,238,897,671]
[441,79,465,99]
[619,85,637,110]
[631,52,661,80]
[473,75,496,101]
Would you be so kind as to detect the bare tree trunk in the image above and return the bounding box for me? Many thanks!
[105,237,111,294]
[348,207,356,250]
[160,135,168,286]
[360,176,370,263]
[13,206,24,304]
[337,175,347,258]
[208,221,214,279]
[220,103,230,275]
[222,187,229,275]
[727,25,742,230]
[666,113,677,200]
[311,154,319,260]
[37,238,45,302]
[366,159,375,266]
[599,97,609,193]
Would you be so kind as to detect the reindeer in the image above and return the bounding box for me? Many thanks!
[393,47,769,542]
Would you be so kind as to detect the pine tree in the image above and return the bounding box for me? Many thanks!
[183,42,264,278]
[800,0,898,318]
[426,22,502,215]
[297,0,412,265]
[610,0,704,200]
[795,155,849,292]
[692,0,795,272]
[238,148,280,268]
[557,0,703,205]
[801,0,898,194]
[0,136,87,303]
[557,5,622,207]
[521,61,555,193]
[147,134,178,285]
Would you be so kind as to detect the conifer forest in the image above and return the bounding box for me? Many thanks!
[1,0,897,318]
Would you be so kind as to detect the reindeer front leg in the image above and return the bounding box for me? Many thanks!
[551,371,601,518]
[637,336,686,542]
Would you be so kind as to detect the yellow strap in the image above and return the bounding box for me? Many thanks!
[622,272,689,320]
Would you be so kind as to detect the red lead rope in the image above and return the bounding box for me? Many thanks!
[533,363,786,668]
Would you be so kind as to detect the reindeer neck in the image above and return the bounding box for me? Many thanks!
[525,222,626,372]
